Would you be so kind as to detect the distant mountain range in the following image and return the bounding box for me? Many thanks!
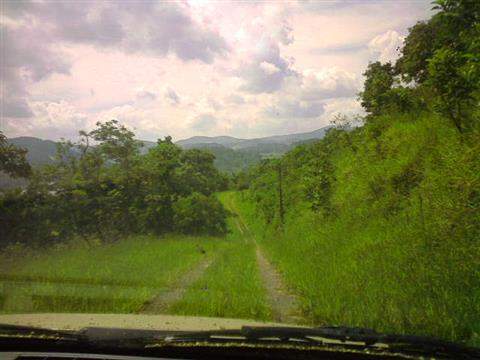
[176,127,331,151]
[4,126,331,179]
[8,136,59,165]
[173,127,332,172]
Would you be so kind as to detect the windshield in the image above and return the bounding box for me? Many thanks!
[0,0,479,352]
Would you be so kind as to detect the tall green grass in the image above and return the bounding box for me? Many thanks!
[234,114,480,345]
[170,194,271,321]
[1,235,223,313]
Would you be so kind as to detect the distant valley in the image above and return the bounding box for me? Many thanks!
[1,126,331,189]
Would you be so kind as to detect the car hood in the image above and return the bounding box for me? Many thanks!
[0,313,290,332]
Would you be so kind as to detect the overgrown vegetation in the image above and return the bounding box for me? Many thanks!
[235,0,480,343]
[0,122,229,248]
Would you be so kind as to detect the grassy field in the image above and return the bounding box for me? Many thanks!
[170,192,271,321]
[0,235,223,313]
[0,194,271,321]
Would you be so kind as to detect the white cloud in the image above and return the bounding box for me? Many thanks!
[264,99,324,119]
[165,87,180,105]
[262,67,359,120]
[298,67,360,101]
[190,113,218,133]
[224,94,245,105]
[236,37,295,94]
[4,100,87,139]
[136,89,157,102]
[368,30,405,63]
[260,61,281,75]
[1,1,434,141]
[323,97,365,119]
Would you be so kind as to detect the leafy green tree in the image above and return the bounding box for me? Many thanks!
[395,21,438,83]
[0,131,31,178]
[175,149,223,196]
[134,137,183,233]
[173,192,228,235]
[394,0,480,132]
[359,62,395,115]
[427,47,478,132]
[89,120,142,166]
[1,120,232,248]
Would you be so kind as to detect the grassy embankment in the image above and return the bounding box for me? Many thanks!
[231,113,480,344]
[170,192,271,321]
[0,235,223,313]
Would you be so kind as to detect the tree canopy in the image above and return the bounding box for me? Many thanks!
[1,121,228,248]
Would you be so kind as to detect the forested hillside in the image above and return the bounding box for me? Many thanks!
[2,125,330,178]
[235,0,479,342]
[182,144,263,173]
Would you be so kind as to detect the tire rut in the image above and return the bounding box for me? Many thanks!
[255,246,304,324]
[138,257,212,314]
[227,194,304,324]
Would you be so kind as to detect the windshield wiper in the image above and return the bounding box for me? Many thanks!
[0,323,81,346]
[149,326,479,359]
[1,323,478,359]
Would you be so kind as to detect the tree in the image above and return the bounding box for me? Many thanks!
[173,192,228,235]
[359,62,395,115]
[427,47,477,132]
[175,149,223,196]
[1,120,232,247]
[395,21,438,83]
[0,131,32,178]
[89,120,141,170]
[394,0,480,132]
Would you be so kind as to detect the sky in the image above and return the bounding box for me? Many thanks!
[1,0,434,142]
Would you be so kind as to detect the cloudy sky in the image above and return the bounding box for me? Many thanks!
[1,0,434,141]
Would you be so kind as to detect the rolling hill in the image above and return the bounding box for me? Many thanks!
[176,126,331,151]
[9,137,59,165]
[3,126,331,180]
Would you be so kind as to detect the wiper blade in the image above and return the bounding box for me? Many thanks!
[2,323,478,359]
[0,323,79,342]
[154,326,479,359]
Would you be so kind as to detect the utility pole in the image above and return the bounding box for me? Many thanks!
[277,161,285,229]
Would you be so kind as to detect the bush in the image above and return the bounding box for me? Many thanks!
[173,192,228,235]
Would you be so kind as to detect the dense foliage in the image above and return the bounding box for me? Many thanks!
[238,0,479,342]
[0,132,31,179]
[0,121,228,248]
[190,144,263,174]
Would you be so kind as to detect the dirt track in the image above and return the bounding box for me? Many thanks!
[138,258,212,314]
[226,195,304,324]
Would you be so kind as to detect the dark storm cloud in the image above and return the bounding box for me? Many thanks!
[4,1,228,61]
[2,1,228,119]
[1,25,70,118]
[2,98,34,118]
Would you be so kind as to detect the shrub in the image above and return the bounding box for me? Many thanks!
[173,192,228,235]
